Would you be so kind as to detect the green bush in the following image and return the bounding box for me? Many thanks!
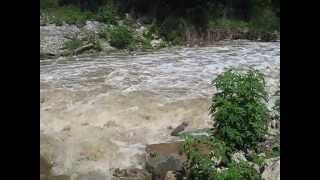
[210,70,270,150]
[181,135,264,180]
[181,136,230,180]
[250,9,279,31]
[212,161,261,180]
[40,0,59,10]
[159,17,187,44]
[95,3,117,24]
[109,25,133,49]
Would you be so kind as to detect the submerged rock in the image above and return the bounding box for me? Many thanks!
[145,143,186,180]
[164,171,177,180]
[111,168,152,180]
[170,122,189,136]
[75,171,111,180]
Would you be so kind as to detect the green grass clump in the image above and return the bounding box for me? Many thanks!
[43,5,93,26]
[213,161,261,180]
[209,19,249,30]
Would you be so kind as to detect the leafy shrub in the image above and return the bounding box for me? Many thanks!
[250,9,279,31]
[109,25,133,49]
[40,0,59,10]
[181,136,230,179]
[210,70,270,150]
[212,161,261,180]
[159,17,187,44]
[95,3,117,24]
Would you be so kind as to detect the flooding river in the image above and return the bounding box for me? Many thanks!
[40,40,280,178]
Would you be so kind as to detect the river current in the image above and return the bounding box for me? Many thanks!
[40,40,280,178]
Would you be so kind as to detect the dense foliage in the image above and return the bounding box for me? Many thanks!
[209,70,270,150]
[180,70,271,179]
[108,25,134,49]
[212,161,261,180]
[181,136,229,179]
[181,136,261,180]
[40,0,280,30]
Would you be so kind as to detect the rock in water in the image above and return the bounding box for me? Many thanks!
[146,155,182,180]
[145,143,187,180]
[262,158,280,180]
[75,171,110,180]
[170,122,189,136]
[111,168,152,180]
[164,171,177,180]
[150,39,164,48]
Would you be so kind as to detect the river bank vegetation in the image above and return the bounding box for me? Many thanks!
[180,70,280,179]
[41,0,280,54]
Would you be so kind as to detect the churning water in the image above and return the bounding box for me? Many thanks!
[40,40,279,177]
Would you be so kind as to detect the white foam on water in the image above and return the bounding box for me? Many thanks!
[40,40,280,177]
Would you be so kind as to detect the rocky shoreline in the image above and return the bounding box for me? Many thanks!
[40,19,280,60]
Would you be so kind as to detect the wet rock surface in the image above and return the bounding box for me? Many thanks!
[170,122,189,136]
[164,171,178,180]
[111,168,152,180]
[262,157,280,180]
[145,143,186,180]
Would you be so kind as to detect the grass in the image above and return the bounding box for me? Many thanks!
[63,37,83,50]
[40,1,118,26]
[41,5,93,26]
[209,18,250,30]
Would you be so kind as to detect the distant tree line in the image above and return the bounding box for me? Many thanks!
[42,0,280,29]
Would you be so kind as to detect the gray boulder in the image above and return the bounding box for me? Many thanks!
[146,155,183,180]
[262,158,280,180]
[145,143,186,180]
